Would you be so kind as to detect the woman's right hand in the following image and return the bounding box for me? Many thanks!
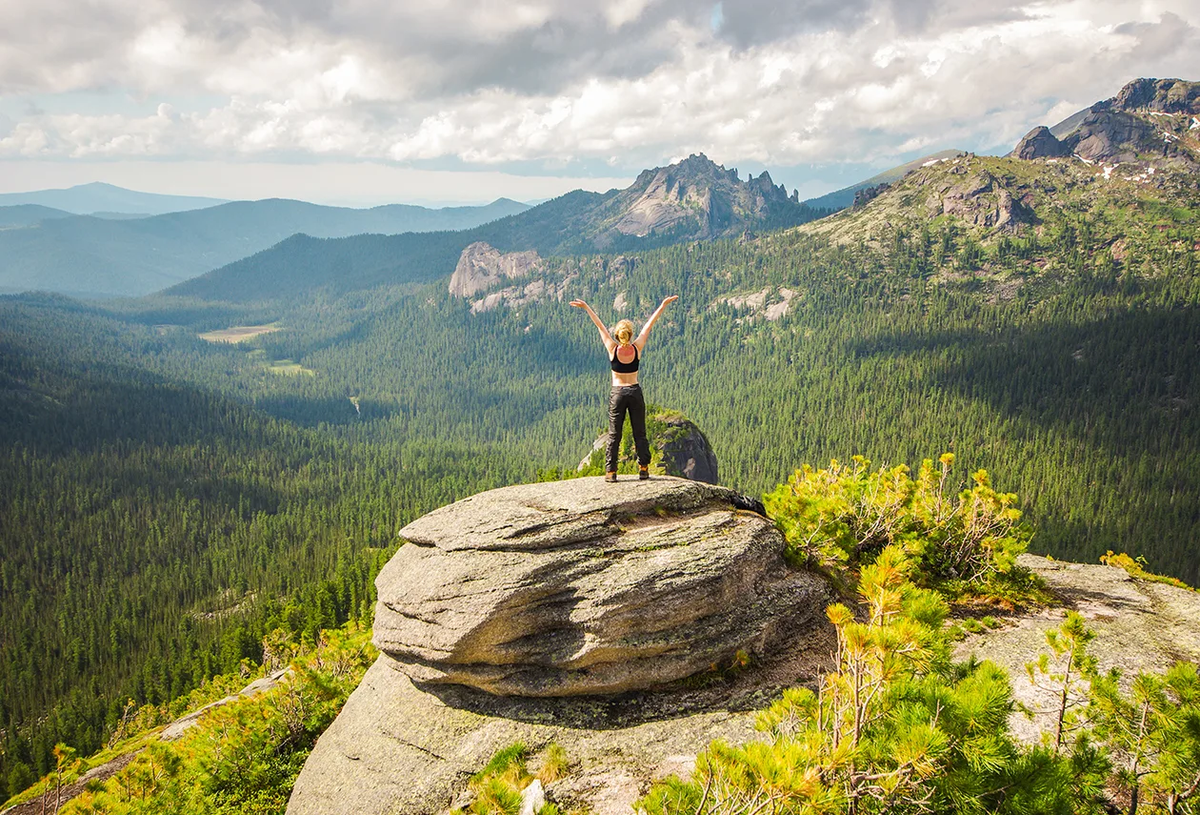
[569,299,588,309]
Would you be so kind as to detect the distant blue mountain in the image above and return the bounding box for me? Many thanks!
[0,182,228,216]
[0,197,532,297]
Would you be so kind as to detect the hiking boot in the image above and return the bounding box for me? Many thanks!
[604,472,618,483]
[638,466,650,481]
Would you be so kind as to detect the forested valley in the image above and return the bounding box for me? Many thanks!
[3,151,1200,803]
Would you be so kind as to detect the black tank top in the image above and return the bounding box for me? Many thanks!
[610,344,639,373]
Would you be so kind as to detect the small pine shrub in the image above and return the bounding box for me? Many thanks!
[764,453,1039,600]
[1100,550,1192,590]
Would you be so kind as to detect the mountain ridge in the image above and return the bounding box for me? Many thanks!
[167,153,823,303]
[1013,77,1200,166]
[0,197,532,298]
[803,149,970,211]
[0,181,229,216]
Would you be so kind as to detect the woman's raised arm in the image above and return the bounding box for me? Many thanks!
[570,299,616,352]
[634,295,678,350]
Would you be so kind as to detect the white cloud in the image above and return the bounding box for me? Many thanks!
[0,123,50,156]
[0,0,1198,182]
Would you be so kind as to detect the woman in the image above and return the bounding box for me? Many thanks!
[570,295,678,482]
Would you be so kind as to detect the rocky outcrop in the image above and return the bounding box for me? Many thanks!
[852,182,890,206]
[933,170,1032,230]
[577,409,723,483]
[656,413,720,484]
[374,477,827,696]
[1069,108,1167,164]
[1013,125,1072,160]
[1112,77,1200,115]
[1012,78,1200,166]
[957,554,1200,744]
[469,274,575,314]
[288,476,835,815]
[448,241,543,298]
[710,287,798,323]
[288,478,1200,815]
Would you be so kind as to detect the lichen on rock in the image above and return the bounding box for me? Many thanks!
[577,407,720,484]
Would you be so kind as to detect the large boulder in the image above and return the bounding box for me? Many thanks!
[374,476,828,696]
[577,410,720,484]
[288,476,836,815]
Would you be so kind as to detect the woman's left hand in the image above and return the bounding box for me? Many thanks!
[661,295,679,306]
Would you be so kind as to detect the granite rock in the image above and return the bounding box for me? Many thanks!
[374,477,829,696]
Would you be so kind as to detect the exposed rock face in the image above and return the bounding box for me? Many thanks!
[288,476,835,815]
[612,165,725,238]
[1013,125,1072,160]
[1012,78,1200,166]
[469,274,575,314]
[449,241,543,298]
[935,171,1032,230]
[374,477,827,696]
[601,154,806,242]
[958,554,1200,744]
[1112,77,1200,114]
[657,414,719,484]
[1069,108,1166,164]
[711,287,798,322]
[577,409,722,483]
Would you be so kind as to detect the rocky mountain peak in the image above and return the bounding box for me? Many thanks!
[604,154,802,241]
[1110,77,1200,115]
[1011,76,1200,165]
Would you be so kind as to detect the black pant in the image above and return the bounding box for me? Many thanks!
[607,385,650,473]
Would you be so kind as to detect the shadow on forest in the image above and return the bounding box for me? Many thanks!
[855,305,1200,581]
[854,305,1200,457]
[0,350,286,514]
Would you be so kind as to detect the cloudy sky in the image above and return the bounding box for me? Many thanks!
[1,0,1198,205]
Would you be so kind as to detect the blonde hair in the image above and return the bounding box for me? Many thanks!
[613,319,635,345]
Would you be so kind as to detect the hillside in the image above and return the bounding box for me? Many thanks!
[805,80,1198,248]
[0,198,531,298]
[167,154,823,303]
[0,205,73,229]
[802,148,968,210]
[0,294,544,798]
